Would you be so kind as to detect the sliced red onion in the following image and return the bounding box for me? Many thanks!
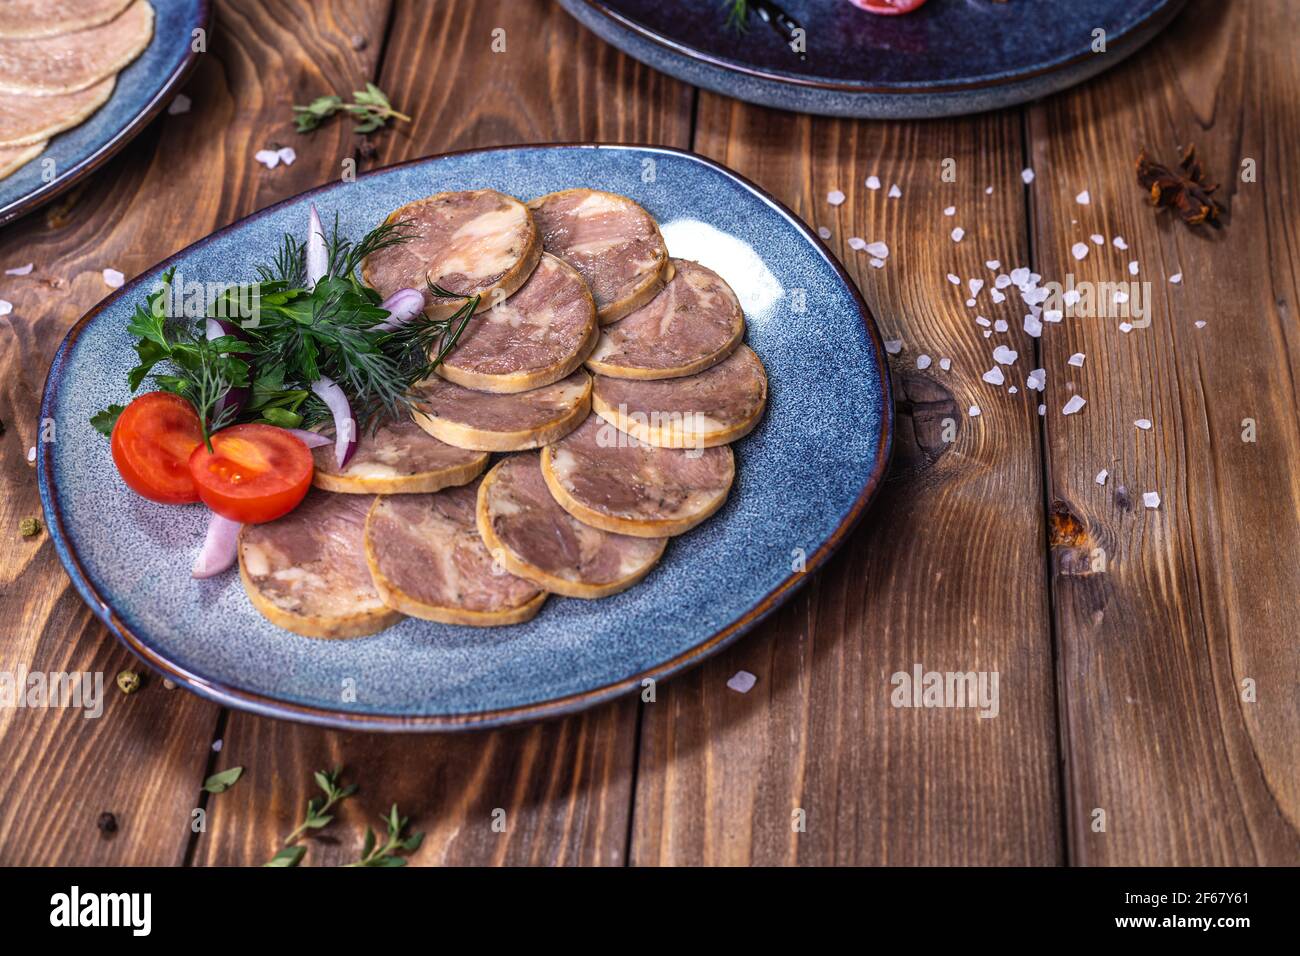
[306,203,328,290]
[311,375,356,468]
[282,427,332,449]
[192,512,241,579]
[371,288,426,332]
[204,318,251,422]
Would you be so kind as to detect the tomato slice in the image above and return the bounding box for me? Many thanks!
[187,424,314,524]
[111,392,204,504]
[848,0,929,14]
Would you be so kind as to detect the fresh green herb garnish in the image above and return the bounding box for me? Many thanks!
[345,804,423,867]
[203,766,244,793]
[90,404,125,437]
[293,83,411,134]
[283,767,357,847]
[724,0,752,30]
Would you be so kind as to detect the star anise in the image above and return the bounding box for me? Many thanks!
[1135,145,1223,229]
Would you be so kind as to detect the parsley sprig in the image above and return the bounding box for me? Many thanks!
[293,83,410,134]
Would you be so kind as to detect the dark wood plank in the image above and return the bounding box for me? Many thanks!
[631,98,1062,864]
[0,0,391,865]
[196,0,694,867]
[1027,0,1300,864]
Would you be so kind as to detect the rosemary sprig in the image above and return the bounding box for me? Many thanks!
[293,83,411,134]
[345,804,424,867]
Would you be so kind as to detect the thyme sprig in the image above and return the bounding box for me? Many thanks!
[264,766,357,867]
[345,804,424,867]
[293,83,410,134]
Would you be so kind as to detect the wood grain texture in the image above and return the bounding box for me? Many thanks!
[1027,0,1300,864]
[630,96,1062,865]
[0,0,389,865]
[196,0,694,867]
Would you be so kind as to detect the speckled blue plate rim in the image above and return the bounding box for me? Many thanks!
[38,142,894,733]
[0,0,212,228]
[569,0,1184,92]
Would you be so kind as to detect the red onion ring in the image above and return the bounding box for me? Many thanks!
[307,203,328,290]
[192,512,242,578]
[310,375,356,468]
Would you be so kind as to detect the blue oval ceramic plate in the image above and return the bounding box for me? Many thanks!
[38,144,892,731]
[558,0,1186,118]
[0,0,210,227]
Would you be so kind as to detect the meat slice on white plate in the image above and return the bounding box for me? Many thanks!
[476,453,667,599]
[527,188,671,324]
[411,368,591,452]
[361,188,541,321]
[585,259,745,380]
[310,417,488,494]
[436,253,598,394]
[540,414,734,538]
[364,480,546,626]
[0,0,152,95]
[591,344,768,448]
[238,491,403,639]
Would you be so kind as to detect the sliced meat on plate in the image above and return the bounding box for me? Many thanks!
[437,252,598,394]
[239,491,403,639]
[361,188,541,321]
[540,414,734,538]
[0,0,153,95]
[585,259,745,380]
[411,368,591,452]
[0,138,43,180]
[364,480,546,626]
[527,188,670,324]
[0,77,114,148]
[591,345,768,448]
[311,417,488,494]
[477,453,667,599]
[0,0,133,38]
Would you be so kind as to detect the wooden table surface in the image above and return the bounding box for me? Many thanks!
[1,0,1297,866]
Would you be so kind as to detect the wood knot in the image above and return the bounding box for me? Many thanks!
[891,371,958,477]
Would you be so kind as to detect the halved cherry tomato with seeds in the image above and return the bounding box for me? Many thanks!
[187,424,314,524]
[848,0,929,14]
[110,392,204,504]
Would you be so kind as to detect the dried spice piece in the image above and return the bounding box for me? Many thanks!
[19,516,40,538]
[1136,145,1223,228]
[97,812,118,837]
[116,670,142,694]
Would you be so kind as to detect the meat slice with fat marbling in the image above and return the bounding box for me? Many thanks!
[311,418,488,494]
[411,368,591,452]
[365,480,546,626]
[238,491,403,639]
[476,453,667,599]
[0,77,114,148]
[0,0,153,95]
[540,414,734,538]
[437,253,598,394]
[0,0,133,38]
[527,188,670,324]
[592,345,767,448]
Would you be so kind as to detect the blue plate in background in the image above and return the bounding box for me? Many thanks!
[0,0,210,226]
[38,144,893,731]
[558,0,1187,118]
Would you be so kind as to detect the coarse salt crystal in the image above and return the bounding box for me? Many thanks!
[986,259,1001,270]
[1195,321,1206,329]
[969,405,981,417]
[168,94,192,115]
[727,670,757,693]
[866,175,881,190]
[1095,469,1109,485]
[994,274,1012,289]
[1076,190,1091,205]
[1010,267,1030,285]
[951,227,965,242]
[1128,260,1139,276]
[1024,313,1043,338]
[888,184,902,198]
[827,190,846,206]
[848,236,867,250]
[1135,418,1152,430]
[916,354,932,370]
[985,186,994,194]
[939,358,952,371]
[1027,369,1046,391]
[254,148,281,168]
[947,273,961,285]
[1044,308,1063,323]
[1008,386,1018,394]
[1091,233,1104,245]
[1062,395,1087,415]
[966,298,976,307]
[982,366,1005,386]
[26,445,36,462]
[1170,273,1182,284]
[884,339,903,354]
[968,278,984,295]
[864,241,889,259]
[1038,404,1046,416]
[1143,492,1161,509]
[976,315,991,327]
[869,257,885,269]
[1114,290,1129,304]
[102,268,124,289]
[1063,289,1081,307]
[5,263,33,275]
[993,345,1018,365]
[990,289,1006,304]
[1119,322,1133,333]
[1068,353,1085,367]
[0,300,11,316]
[944,205,956,216]
[817,226,831,239]
[1021,168,1035,184]
[1113,236,1128,250]
[1071,242,1089,261]
[993,319,1008,332]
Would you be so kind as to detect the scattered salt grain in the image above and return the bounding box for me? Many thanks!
[993,319,1008,332]
[869,257,885,269]
[102,268,124,289]
[866,175,881,190]
[1024,313,1043,338]
[888,184,902,198]
[1169,273,1182,284]
[994,274,1012,289]
[946,273,961,285]
[944,205,956,216]
[1195,320,1206,329]
[884,339,903,355]
[277,147,297,165]
[5,263,32,276]
[1076,189,1091,205]
[1119,322,1133,333]
[976,315,991,327]
[1068,352,1085,367]
[1021,168,1035,184]
[1090,233,1104,245]
[0,300,10,316]
[1027,369,1046,391]
[1071,242,1089,261]
[1038,404,1046,416]
[848,236,867,251]
[968,278,984,296]
[817,226,831,240]
[916,354,932,370]
[969,405,981,417]
[1128,260,1139,276]
[1114,290,1129,304]
[168,94,191,116]
[982,367,1005,386]
[254,148,282,168]
[1043,308,1063,323]
[985,259,1001,270]
[1008,386,1018,394]
[1095,469,1109,485]
[966,298,976,307]
[727,670,757,693]
[992,345,1018,365]
[985,186,994,195]
[27,446,36,462]
[1062,395,1087,415]
[939,358,952,371]
[951,227,965,242]
[1143,492,1161,510]
[212,739,223,752]
[1063,289,1081,307]
[1135,418,1152,430]
[865,241,889,259]
[1112,236,1128,250]
[990,289,1006,304]
[827,190,846,206]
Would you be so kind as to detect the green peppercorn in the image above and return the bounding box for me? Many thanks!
[116,670,142,695]
[19,516,41,538]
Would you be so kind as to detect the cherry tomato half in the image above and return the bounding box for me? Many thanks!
[187,424,314,524]
[111,392,204,504]
[848,0,929,14]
